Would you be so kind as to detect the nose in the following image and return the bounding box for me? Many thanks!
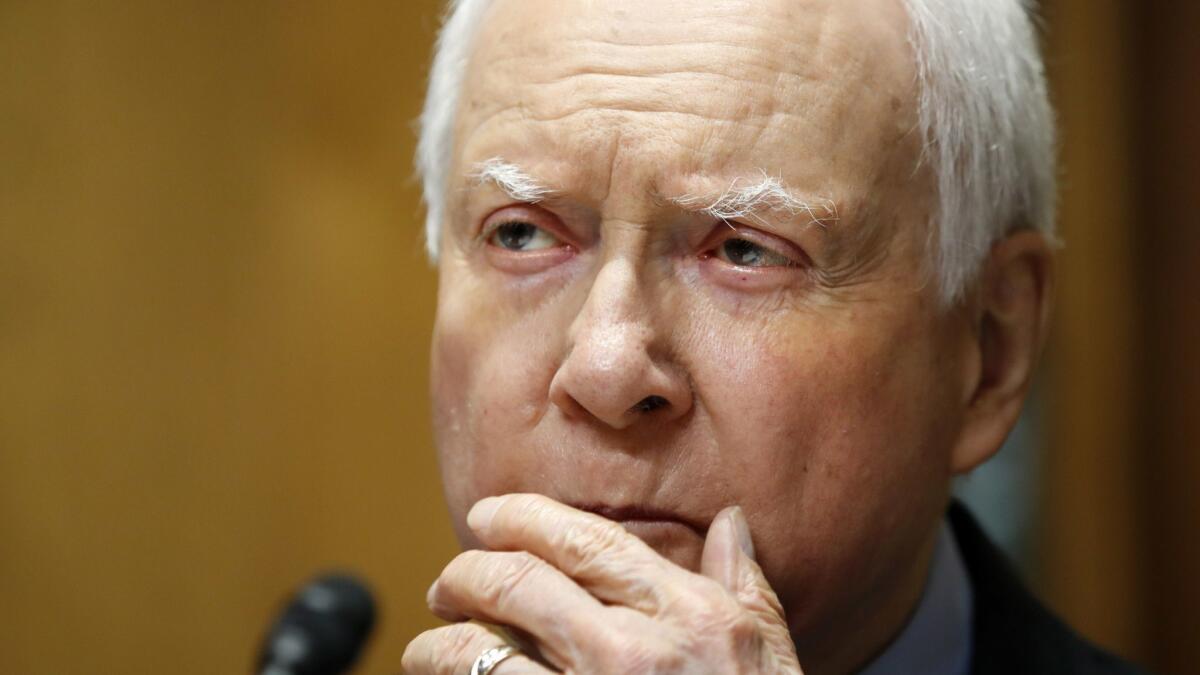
[549,258,692,430]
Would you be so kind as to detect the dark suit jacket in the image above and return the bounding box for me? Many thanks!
[948,502,1149,675]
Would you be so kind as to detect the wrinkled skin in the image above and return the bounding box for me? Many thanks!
[408,0,1054,673]
[405,494,803,673]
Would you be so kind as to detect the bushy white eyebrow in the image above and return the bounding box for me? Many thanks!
[469,157,553,203]
[469,160,838,229]
[672,172,840,229]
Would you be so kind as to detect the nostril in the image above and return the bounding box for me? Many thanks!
[631,395,669,414]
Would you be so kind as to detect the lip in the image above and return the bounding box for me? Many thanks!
[571,503,709,537]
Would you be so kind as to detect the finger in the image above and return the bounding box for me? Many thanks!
[427,549,607,669]
[466,493,686,610]
[401,622,553,675]
[700,506,800,667]
[700,506,754,593]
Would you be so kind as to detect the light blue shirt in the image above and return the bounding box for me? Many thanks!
[858,521,974,675]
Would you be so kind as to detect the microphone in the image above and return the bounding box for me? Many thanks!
[256,572,377,675]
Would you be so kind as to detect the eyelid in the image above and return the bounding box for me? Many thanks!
[479,204,574,246]
[704,221,811,267]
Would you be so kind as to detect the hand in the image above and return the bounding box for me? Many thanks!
[402,494,803,674]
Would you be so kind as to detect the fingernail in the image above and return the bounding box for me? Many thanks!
[467,496,503,532]
[712,514,740,590]
[425,579,439,608]
[730,506,755,560]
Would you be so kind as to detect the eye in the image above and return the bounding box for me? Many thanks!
[712,237,796,268]
[488,221,563,251]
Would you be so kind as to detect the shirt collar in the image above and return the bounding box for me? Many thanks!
[857,520,974,675]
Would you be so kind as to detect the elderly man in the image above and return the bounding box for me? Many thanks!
[400,0,1144,673]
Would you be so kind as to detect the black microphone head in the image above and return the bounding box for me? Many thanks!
[256,572,377,675]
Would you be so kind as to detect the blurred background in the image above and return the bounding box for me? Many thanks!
[1,1,1196,673]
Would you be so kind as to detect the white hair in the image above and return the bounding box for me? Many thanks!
[470,157,553,203]
[672,172,840,230]
[472,158,840,230]
[904,0,1057,303]
[415,0,491,260]
[416,0,1057,305]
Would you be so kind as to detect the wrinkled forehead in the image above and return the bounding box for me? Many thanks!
[453,0,919,211]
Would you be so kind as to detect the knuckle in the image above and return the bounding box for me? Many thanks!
[674,581,763,662]
[490,551,544,612]
[691,604,741,641]
[556,518,628,572]
[589,621,626,656]
[670,577,734,622]
[725,612,762,651]
[444,548,487,576]
[620,642,683,674]
[505,493,551,526]
[437,623,491,675]
[699,609,764,664]
[439,549,488,594]
[446,549,545,614]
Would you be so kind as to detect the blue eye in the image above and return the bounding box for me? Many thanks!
[716,238,794,267]
[489,222,561,251]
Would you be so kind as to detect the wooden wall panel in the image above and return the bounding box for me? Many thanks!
[1039,1,1200,671]
[1137,1,1200,672]
[0,2,455,673]
[1039,0,1147,661]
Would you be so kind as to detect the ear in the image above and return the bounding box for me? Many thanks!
[950,230,1055,474]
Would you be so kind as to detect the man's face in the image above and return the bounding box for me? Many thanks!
[430,0,973,638]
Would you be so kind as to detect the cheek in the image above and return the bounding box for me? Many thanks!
[430,278,566,531]
[432,262,561,432]
[693,300,949,462]
[429,300,481,544]
[686,307,959,609]
[688,302,904,443]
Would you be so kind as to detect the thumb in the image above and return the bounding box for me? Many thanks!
[701,506,755,593]
[701,507,800,665]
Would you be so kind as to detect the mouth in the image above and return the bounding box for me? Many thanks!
[571,503,709,538]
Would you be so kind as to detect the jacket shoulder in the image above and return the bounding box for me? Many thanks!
[948,502,1151,675]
